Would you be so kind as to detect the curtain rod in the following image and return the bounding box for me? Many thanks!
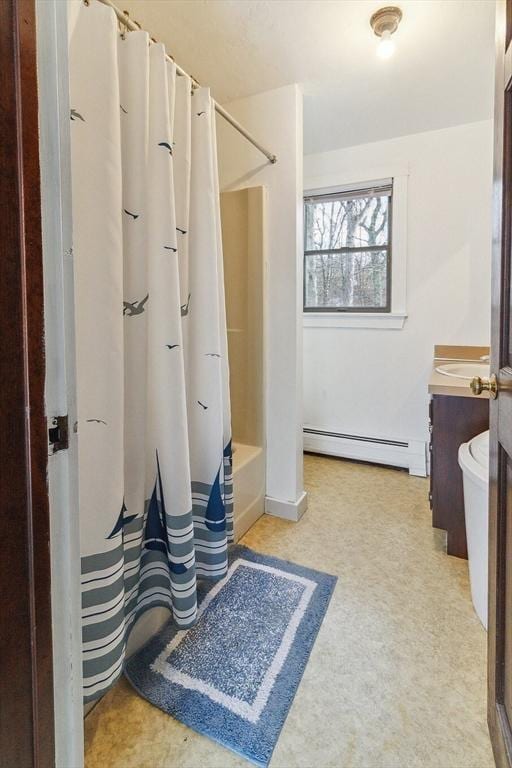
[94,0,278,164]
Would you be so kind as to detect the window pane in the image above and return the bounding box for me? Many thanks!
[305,195,389,250]
[304,250,388,309]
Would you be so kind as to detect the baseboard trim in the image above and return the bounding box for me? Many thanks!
[265,491,308,522]
[303,428,427,477]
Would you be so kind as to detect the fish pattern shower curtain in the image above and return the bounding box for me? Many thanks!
[69,0,233,703]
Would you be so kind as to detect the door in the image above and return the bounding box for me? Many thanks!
[488,2,512,765]
[0,0,55,765]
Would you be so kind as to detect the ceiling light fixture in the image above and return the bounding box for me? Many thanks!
[370,6,402,60]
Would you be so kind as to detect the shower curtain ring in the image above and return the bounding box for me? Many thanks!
[118,17,129,39]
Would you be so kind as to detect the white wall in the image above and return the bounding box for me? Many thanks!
[217,84,306,517]
[303,120,493,465]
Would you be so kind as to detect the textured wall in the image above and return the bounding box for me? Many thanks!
[303,120,493,449]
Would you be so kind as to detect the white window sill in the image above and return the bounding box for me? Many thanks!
[303,312,407,329]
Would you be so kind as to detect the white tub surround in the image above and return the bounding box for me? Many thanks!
[221,188,267,539]
[232,443,265,540]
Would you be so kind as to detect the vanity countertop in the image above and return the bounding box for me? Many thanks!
[428,345,490,399]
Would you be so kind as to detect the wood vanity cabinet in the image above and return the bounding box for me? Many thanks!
[429,395,489,559]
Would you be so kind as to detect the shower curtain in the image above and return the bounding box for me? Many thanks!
[69,0,233,703]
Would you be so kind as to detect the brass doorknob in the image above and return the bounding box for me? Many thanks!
[470,373,498,399]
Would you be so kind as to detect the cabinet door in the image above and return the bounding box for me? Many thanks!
[428,399,433,511]
[430,395,489,559]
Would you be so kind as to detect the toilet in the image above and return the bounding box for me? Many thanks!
[458,430,489,629]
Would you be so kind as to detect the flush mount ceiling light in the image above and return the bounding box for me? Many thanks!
[370,6,402,59]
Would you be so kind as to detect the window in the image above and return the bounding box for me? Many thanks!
[303,182,392,313]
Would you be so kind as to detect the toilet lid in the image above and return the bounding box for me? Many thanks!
[469,430,489,470]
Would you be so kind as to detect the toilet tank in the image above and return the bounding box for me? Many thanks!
[458,430,489,629]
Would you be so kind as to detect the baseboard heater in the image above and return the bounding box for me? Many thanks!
[303,426,427,477]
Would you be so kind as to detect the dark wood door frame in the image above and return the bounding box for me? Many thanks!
[0,0,55,766]
[489,2,512,766]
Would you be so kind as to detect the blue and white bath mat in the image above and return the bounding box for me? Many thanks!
[125,545,337,766]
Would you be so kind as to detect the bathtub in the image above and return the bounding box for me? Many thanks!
[231,442,265,541]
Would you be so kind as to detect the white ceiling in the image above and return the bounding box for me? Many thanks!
[122,0,495,155]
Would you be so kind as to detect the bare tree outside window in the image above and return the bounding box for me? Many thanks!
[304,184,392,311]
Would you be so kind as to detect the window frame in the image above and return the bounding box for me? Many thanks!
[302,168,408,330]
[303,183,393,314]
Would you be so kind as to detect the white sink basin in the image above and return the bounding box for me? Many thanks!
[435,362,490,380]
